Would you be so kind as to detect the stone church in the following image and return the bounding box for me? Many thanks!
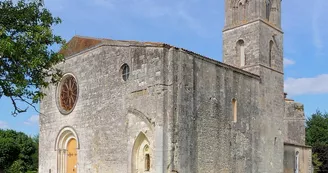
[39,0,312,172]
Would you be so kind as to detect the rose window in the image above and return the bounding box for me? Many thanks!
[57,74,78,114]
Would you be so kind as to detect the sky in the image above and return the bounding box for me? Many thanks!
[1,0,328,135]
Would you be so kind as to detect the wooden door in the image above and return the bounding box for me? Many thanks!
[67,138,77,173]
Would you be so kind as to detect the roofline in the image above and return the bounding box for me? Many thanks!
[175,48,260,79]
[223,18,283,34]
[62,42,260,80]
[284,142,312,149]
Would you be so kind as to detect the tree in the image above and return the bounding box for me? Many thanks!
[313,153,323,173]
[306,110,328,146]
[0,129,38,173]
[306,110,328,173]
[0,0,65,115]
[31,135,39,171]
[0,138,20,172]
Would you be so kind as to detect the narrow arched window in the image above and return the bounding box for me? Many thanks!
[266,0,271,21]
[238,2,244,23]
[232,98,237,122]
[269,40,274,67]
[121,63,130,81]
[295,151,299,173]
[237,40,246,67]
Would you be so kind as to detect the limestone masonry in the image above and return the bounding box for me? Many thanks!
[39,0,312,172]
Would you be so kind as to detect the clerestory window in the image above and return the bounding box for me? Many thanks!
[121,63,130,81]
[232,98,238,123]
[269,40,274,67]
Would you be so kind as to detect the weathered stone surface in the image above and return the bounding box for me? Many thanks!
[284,144,312,173]
[284,100,306,145]
[39,0,311,173]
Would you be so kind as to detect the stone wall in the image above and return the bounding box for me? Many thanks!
[284,144,312,173]
[39,38,305,173]
[39,42,171,173]
[222,20,285,173]
[284,100,306,145]
[168,48,260,173]
[40,42,265,173]
[224,0,281,29]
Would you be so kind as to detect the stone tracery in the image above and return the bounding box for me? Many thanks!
[60,75,78,112]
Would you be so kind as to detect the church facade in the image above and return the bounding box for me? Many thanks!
[39,0,312,173]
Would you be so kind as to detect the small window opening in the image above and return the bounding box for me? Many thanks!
[269,41,273,67]
[232,98,237,123]
[238,2,243,22]
[295,151,299,173]
[266,0,271,21]
[237,40,246,67]
[145,154,150,171]
[237,0,247,23]
[121,64,130,81]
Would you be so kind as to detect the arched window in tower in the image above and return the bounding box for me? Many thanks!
[237,40,246,67]
[238,2,243,23]
[232,0,248,24]
[239,0,248,23]
[269,40,274,67]
[266,0,272,21]
[232,98,237,123]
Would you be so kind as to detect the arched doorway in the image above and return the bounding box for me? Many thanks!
[55,127,79,173]
[132,132,152,173]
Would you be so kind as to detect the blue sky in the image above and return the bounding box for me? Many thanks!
[1,0,328,135]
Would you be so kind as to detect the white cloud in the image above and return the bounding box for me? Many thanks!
[284,58,295,67]
[285,74,328,96]
[0,121,9,129]
[24,115,39,126]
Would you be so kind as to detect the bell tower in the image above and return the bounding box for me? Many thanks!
[223,0,285,173]
[223,0,283,74]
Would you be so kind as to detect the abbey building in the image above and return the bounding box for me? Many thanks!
[39,0,312,172]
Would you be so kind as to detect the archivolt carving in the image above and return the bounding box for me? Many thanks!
[55,126,80,150]
[131,132,152,173]
[127,108,154,130]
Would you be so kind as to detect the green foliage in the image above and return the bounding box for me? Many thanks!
[0,129,38,172]
[306,110,328,173]
[0,137,20,170]
[5,160,25,173]
[306,110,328,146]
[31,135,39,170]
[313,152,323,173]
[312,144,328,173]
[0,0,65,115]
